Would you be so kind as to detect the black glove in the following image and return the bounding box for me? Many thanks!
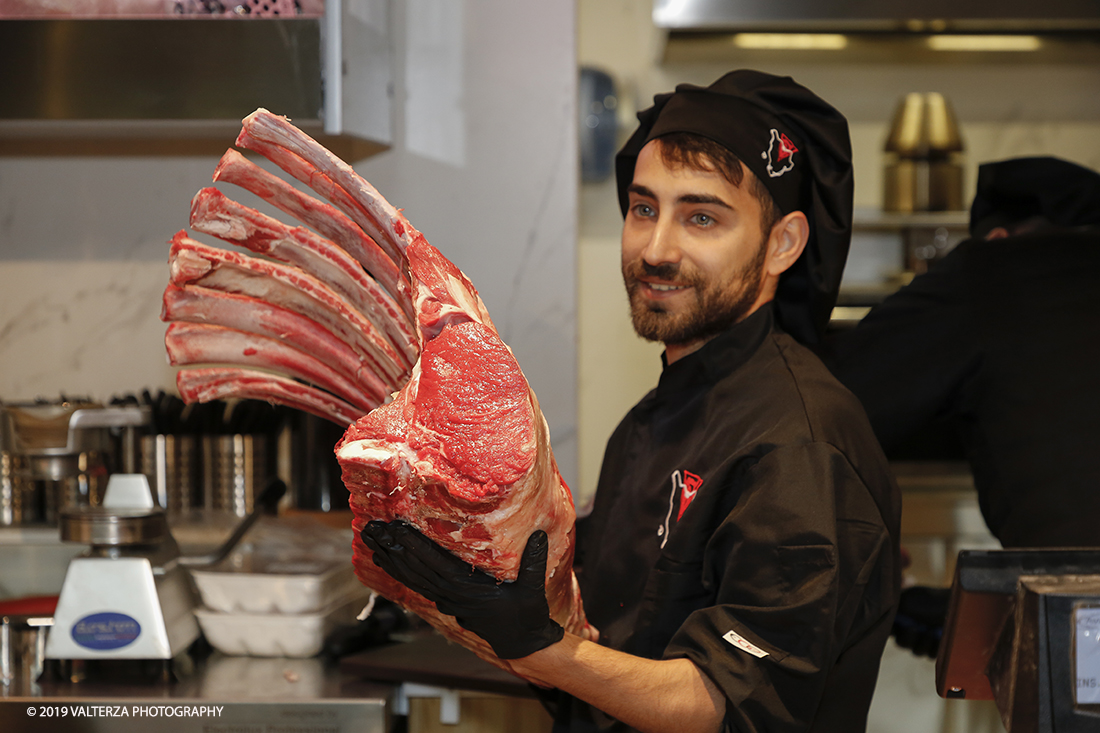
[891,586,950,659]
[361,520,564,659]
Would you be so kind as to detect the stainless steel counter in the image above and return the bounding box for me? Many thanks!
[0,653,392,733]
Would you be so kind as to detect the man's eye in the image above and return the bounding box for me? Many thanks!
[691,213,714,226]
[633,204,655,218]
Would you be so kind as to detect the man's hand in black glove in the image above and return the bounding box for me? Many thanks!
[360,520,564,660]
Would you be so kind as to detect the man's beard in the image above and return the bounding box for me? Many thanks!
[622,239,768,347]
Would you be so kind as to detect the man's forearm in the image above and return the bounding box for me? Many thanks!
[510,632,725,733]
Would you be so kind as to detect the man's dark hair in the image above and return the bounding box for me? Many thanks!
[653,132,783,236]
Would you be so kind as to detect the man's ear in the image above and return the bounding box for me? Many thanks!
[765,211,810,277]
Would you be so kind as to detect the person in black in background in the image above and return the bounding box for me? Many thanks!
[827,156,1100,549]
[824,156,1100,657]
[362,70,901,733]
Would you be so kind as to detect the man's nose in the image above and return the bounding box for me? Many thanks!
[642,216,681,267]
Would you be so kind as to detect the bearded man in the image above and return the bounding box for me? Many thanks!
[363,70,901,733]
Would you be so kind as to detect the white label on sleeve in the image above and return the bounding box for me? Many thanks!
[1075,607,1100,704]
[723,630,769,658]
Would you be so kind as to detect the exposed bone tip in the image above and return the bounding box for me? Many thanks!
[212,149,243,180]
[245,108,288,125]
[188,188,209,216]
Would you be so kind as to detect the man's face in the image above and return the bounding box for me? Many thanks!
[621,140,771,351]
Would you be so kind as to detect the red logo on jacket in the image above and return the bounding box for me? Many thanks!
[675,470,703,520]
[659,470,704,547]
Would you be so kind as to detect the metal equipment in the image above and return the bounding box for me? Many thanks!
[0,401,148,526]
[45,474,200,666]
[44,473,286,677]
[937,549,1100,731]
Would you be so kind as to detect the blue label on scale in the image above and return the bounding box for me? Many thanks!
[71,612,141,650]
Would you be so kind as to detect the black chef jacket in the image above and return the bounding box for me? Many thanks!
[560,305,901,733]
[825,230,1100,548]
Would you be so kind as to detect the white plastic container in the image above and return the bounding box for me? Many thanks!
[194,593,368,658]
[191,558,361,615]
[187,514,362,614]
[186,514,371,657]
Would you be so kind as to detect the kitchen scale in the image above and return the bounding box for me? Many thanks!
[44,474,200,678]
[43,474,287,683]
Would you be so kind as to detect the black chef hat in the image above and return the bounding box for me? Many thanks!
[615,69,853,345]
[969,156,1100,239]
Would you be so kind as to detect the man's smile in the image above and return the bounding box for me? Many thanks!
[643,281,690,294]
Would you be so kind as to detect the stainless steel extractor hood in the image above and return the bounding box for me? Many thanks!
[653,0,1100,32]
[654,0,1100,66]
[0,1,391,160]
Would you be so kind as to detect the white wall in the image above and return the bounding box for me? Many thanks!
[359,0,580,486]
[0,2,579,487]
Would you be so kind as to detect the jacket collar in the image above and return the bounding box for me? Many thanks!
[653,304,775,401]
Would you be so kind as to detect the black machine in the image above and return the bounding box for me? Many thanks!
[936,549,1100,731]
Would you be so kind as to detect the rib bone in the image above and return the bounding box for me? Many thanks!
[189,187,418,367]
[168,232,405,393]
[177,367,363,426]
[162,284,383,404]
[212,149,413,319]
[236,109,425,264]
[166,322,379,413]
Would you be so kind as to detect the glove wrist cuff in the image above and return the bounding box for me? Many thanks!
[491,620,565,660]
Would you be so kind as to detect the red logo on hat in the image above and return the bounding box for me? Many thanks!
[763,129,798,178]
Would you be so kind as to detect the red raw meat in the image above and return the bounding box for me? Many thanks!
[161,110,593,673]
[337,238,595,671]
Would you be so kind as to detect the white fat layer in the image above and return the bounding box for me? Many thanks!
[412,273,486,337]
[446,272,484,321]
[405,362,422,401]
[336,441,398,462]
